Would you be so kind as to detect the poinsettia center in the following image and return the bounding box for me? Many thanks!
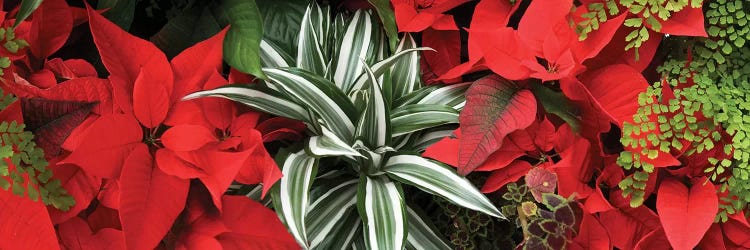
[143,126,166,148]
[546,63,558,74]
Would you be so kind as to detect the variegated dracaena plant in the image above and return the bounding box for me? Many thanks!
[186,3,503,250]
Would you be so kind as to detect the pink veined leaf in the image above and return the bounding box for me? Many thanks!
[458,74,537,175]
[525,167,558,202]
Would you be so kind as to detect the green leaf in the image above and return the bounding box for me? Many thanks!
[367,0,399,52]
[307,179,359,248]
[264,67,357,141]
[530,82,581,132]
[296,3,329,75]
[383,154,504,218]
[355,63,391,148]
[256,0,307,55]
[357,175,407,250]
[183,84,311,123]
[349,47,433,97]
[223,0,266,79]
[307,126,362,158]
[405,206,452,250]
[97,0,136,30]
[273,150,319,249]
[391,104,459,136]
[151,4,224,58]
[14,0,43,28]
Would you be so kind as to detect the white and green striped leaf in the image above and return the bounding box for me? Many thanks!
[183,84,310,122]
[405,206,452,250]
[383,154,504,218]
[348,47,432,97]
[390,33,422,100]
[264,67,357,141]
[315,210,362,250]
[417,82,470,110]
[333,10,378,92]
[260,39,293,68]
[391,104,459,136]
[355,63,391,149]
[357,176,407,250]
[296,4,328,75]
[408,128,456,151]
[307,179,359,248]
[307,126,362,158]
[273,150,319,249]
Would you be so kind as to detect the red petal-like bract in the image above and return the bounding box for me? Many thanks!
[29,0,73,59]
[657,178,719,250]
[61,114,143,178]
[20,98,94,157]
[87,5,173,114]
[571,211,611,250]
[0,187,60,250]
[119,145,189,250]
[58,217,125,250]
[47,164,101,224]
[458,74,537,174]
[132,67,172,128]
[659,6,708,37]
[481,160,532,193]
[161,124,218,152]
[217,196,299,249]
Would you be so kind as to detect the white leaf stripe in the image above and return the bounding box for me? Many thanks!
[359,176,406,250]
[279,151,319,249]
[384,154,504,218]
[296,5,327,75]
[183,85,309,122]
[417,82,471,110]
[308,126,362,157]
[406,206,452,250]
[355,62,390,148]
[391,33,422,100]
[391,104,459,136]
[264,68,356,141]
[260,39,292,68]
[410,128,455,151]
[334,10,373,92]
[348,47,433,97]
[307,179,359,248]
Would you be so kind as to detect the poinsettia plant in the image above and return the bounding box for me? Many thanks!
[1,0,750,249]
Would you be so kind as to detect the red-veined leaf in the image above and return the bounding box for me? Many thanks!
[60,114,142,178]
[7,76,113,114]
[657,177,719,250]
[29,0,73,59]
[525,167,558,202]
[119,145,189,250]
[458,74,537,174]
[576,64,649,127]
[20,98,94,157]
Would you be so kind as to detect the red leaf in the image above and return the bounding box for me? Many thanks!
[423,129,459,167]
[44,58,99,80]
[572,212,611,250]
[118,145,189,250]
[29,0,73,59]
[58,217,125,250]
[87,204,122,232]
[60,114,142,178]
[196,146,253,211]
[256,117,306,142]
[458,75,537,174]
[155,149,209,179]
[47,164,101,224]
[480,160,532,193]
[723,211,750,248]
[216,196,299,249]
[553,136,594,199]
[569,64,650,127]
[87,5,171,113]
[97,179,120,209]
[6,76,113,114]
[161,125,218,152]
[598,204,660,250]
[475,28,535,80]
[422,29,461,79]
[697,224,727,250]
[517,0,572,57]
[234,130,282,197]
[133,67,172,128]
[170,28,227,106]
[659,6,707,37]
[0,188,59,250]
[657,177,719,250]
[633,228,672,250]
[199,71,236,130]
